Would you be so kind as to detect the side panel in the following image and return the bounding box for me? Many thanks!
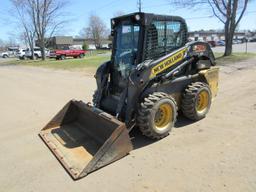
[150,48,188,78]
[188,41,216,66]
[199,67,219,98]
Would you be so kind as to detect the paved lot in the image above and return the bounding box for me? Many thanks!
[212,42,256,53]
[0,58,256,192]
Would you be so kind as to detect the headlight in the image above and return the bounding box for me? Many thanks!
[135,14,140,21]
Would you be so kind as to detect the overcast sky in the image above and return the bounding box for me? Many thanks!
[0,0,255,41]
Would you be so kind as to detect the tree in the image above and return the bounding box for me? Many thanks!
[10,0,36,59]
[0,39,4,47]
[82,42,89,50]
[26,0,67,60]
[0,39,5,51]
[171,0,249,56]
[81,14,108,48]
[7,35,18,47]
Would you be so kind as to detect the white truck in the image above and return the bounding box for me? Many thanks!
[1,51,9,58]
[25,47,50,59]
[16,49,27,59]
[1,47,20,58]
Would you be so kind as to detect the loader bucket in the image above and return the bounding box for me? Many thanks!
[39,100,133,180]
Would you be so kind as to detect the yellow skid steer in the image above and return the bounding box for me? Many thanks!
[40,12,219,180]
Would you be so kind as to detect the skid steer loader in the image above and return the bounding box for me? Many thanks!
[40,12,219,180]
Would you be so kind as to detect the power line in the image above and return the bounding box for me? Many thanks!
[247,11,256,14]
[185,15,214,20]
[143,3,172,9]
[185,10,256,20]
[137,0,142,12]
[97,0,120,10]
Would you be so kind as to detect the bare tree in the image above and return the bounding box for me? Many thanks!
[7,36,18,47]
[80,14,108,48]
[25,0,67,60]
[0,39,5,51]
[0,39,4,46]
[171,0,249,56]
[10,0,36,59]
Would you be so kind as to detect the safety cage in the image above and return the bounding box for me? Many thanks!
[111,12,188,64]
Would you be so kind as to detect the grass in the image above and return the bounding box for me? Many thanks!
[1,54,111,71]
[214,52,256,65]
[1,51,255,71]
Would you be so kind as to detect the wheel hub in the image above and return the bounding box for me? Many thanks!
[154,103,173,129]
[197,90,209,112]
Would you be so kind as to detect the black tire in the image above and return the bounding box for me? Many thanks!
[137,92,178,140]
[79,54,84,58]
[34,54,39,60]
[3,55,8,58]
[60,55,66,60]
[181,82,212,121]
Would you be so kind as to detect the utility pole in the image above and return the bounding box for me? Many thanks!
[137,0,142,12]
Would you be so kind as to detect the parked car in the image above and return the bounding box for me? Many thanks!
[249,38,256,42]
[216,40,225,46]
[50,49,87,60]
[1,51,9,58]
[207,41,216,47]
[25,47,50,59]
[16,49,27,59]
[1,47,20,58]
[233,39,242,44]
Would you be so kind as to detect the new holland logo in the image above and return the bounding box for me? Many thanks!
[150,48,187,78]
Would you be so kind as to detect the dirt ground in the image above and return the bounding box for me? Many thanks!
[0,58,256,192]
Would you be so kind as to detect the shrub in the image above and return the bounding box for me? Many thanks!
[82,42,89,50]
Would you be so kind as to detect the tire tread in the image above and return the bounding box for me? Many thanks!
[137,92,177,140]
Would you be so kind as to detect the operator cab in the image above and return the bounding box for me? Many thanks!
[110,12,188,94]
[101,12,188,115]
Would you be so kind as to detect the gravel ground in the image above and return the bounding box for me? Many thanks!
[0,58,256,192]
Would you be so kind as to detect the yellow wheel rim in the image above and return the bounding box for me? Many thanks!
[197,90,209,112]
[154,103,173,129]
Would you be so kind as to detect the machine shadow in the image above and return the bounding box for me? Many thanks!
[130,115,197,150]
[130,128,155,150]
[174,115,197,128]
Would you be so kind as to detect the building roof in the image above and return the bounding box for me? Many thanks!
[54,36,73,45]
[74,38,112,45]
[189,30,246,36]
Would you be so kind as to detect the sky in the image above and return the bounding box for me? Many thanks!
[0,0,256,42]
